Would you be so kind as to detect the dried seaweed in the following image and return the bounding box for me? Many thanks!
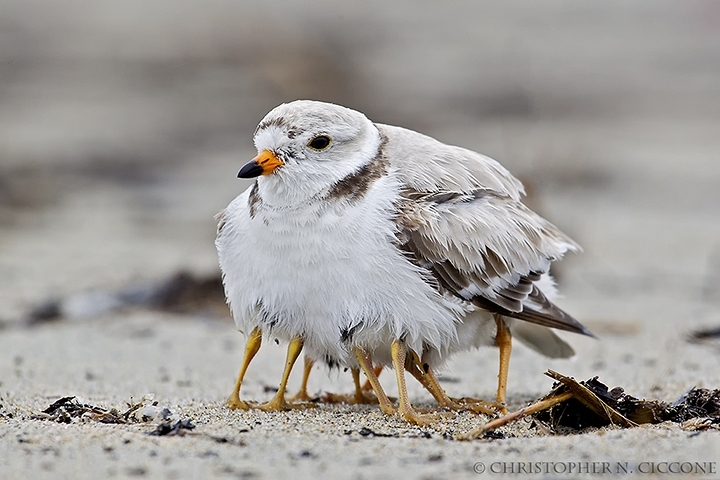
[536,373,720,431]
[665,387,720,430]
[35,396,146,424]
[33,396,209,438]
[536,371,637,429]
[461,371,720,439]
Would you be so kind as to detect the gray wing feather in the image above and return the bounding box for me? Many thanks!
[381,124,593,337]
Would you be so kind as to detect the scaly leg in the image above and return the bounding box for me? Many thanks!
[405,352,496,415]
[323,368,380,404]
[495,315,512,415]
[227,327,263,410]
[288,356,315,402]
[354,348,395,415]
[351,368,366,403]
[391,340,435,425]
[257,337,314,411]
[404,351,447,405]
[361,366,383,392]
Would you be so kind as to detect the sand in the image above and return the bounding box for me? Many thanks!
[2,1,720,478]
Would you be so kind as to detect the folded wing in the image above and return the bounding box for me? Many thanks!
[380,124,593,337]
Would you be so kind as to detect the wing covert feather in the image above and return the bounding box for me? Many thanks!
[383,124,590,336]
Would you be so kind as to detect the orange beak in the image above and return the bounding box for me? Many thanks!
[237,150,284,178]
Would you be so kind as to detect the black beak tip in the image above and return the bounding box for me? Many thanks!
[237,161,263,179]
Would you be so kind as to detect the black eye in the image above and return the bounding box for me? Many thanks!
[308,135,332,150]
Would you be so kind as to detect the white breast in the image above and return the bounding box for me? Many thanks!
[216,170,464,366]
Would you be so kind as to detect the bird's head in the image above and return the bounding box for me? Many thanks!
[239,100,381,203]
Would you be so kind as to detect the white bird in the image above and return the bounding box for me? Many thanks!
[216,100,592,423]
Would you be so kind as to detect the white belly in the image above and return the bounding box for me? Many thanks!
[217,175,463,365]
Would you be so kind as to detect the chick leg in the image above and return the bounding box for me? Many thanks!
[351,368,374,403]
[323,368,380,404]
[288,356,315,402]
[226,327,262,410]
[391,340,435,425]
[361,366,384,392]
[404,351,450,406]
[257,337,314,411]
[354,348,395,415]
[405,352,496,415]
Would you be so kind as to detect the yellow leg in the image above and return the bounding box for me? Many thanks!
[404,351,445,403]
[495,316,512,415]
[288,356,315,402]
[351,368,366,403]
[361,366,383,392]
[354,348,395,415]
[227,327,262,410]
[257,337,313,411]
[405,353,496,415]
[391,340,434,425]
[425,371,497,415]
[323,367,380,404]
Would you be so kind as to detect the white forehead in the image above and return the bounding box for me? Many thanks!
[253,125,286,152]
[252,100,370,151]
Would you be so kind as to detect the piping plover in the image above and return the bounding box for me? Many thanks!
[216,100,592,422]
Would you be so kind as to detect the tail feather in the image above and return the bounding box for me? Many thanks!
[511,322,575,359]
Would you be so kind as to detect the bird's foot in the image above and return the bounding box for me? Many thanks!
[398,407,438,426]
[226,394,253,411]
[322,391,380,405]
[287,390,316,403]
[255,396,316,412]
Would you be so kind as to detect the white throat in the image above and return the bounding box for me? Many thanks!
[255,121,382,209]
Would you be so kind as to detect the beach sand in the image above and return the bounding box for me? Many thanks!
[1,1,720,478]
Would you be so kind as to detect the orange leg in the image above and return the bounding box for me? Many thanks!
[495,315,512,415]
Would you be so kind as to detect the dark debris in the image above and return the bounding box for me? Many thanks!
[688,325,720,342]
[34,396,183,429]
[354,427,396,438]
[667,388,720,423]
[27,271,229,325]
[346,426,432,439]
[482,430,507,440]
[27,301,62,324]
[207,435,246,446]
[36,396,145,424]
[145,272,226,315]
[148,419,195,436]
[35,398,202,439]
[533,376,720,432]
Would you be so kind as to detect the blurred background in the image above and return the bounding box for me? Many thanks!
[1,0,720,388]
